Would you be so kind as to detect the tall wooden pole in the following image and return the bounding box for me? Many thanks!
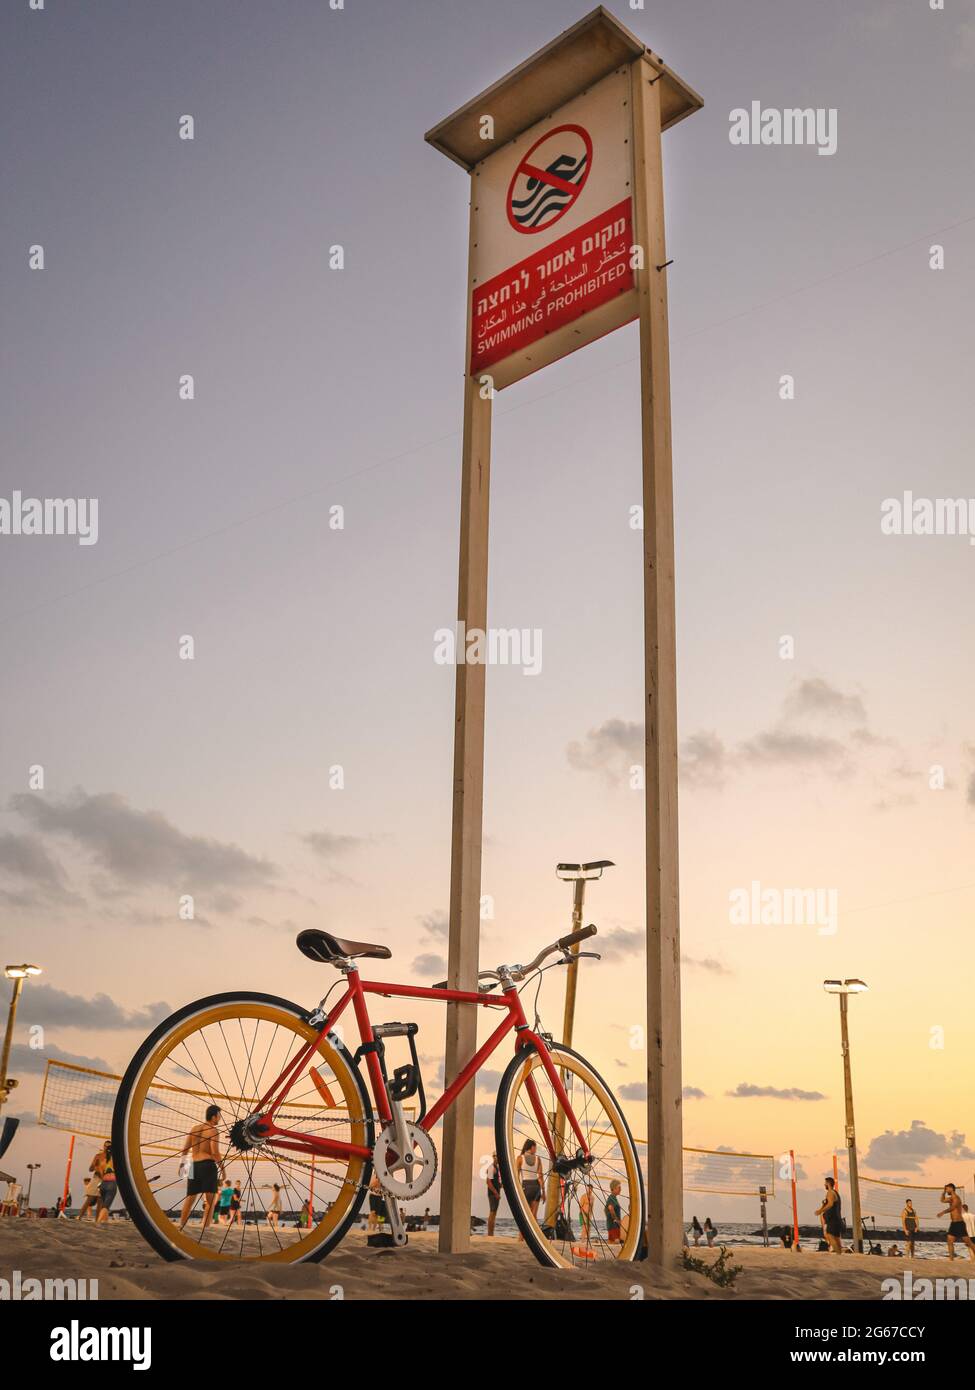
[62,1135,75,1211]
[631,56,683,1266]
[440,177,493,1254]
[839,993,864,1252]
[559,877,586,1048]
[790,1149,800,1247]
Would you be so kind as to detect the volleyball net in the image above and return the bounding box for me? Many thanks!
[682,1147,776,1198]
[37,1058,411,1153]
[618,1133,776,1198]
[859,1176,965,1223]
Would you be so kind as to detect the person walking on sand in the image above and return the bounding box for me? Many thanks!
[579,1183,594,1241]
[815,1176,843,1254]
[95,1143,118,1224]
[229,1184,244,1226]
[901,1199,919,1257]
[178,1104,224,1232]
[516,1140,543,1228]
[216,1179,234,1224]
[606,1179,625,1244]
[963,1203,975,1244]
[486,1153,502,1236]
[76,1173,99,1221]
[938,1183,975,1261]
[267,1184,282,1230]
[368,1172,387,1232]
[690,1215,704,1247]
[704,1217,717,1247]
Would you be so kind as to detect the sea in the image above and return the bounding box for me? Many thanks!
[469,1217,958,1260]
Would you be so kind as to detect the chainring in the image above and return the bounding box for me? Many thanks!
[373,1121,438,1200]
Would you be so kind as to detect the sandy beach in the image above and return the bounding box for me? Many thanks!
[3,1220,970,1301]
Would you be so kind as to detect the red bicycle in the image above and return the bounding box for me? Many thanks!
[114,923,644,1269]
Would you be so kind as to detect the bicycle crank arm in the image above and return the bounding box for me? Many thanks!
[385,1194,408,1247]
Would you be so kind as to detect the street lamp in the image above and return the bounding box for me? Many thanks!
[824,978,868,1252]
[0,964,43,1107]
[25,1162,41,1209]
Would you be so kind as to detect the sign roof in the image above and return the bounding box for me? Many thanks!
[425,6,703,172]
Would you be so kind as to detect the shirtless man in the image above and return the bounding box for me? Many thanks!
[179,1104,223,1232]
[937,1183,975,1261]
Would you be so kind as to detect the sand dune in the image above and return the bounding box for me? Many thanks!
[1,1220,971,1300]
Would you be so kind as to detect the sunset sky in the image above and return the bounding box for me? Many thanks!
[2,0,974,1225]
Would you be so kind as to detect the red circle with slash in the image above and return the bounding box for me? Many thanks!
[505,124,594,235]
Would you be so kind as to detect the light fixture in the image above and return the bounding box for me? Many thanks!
[4,964,43,979]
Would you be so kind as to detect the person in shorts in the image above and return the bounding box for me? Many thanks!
[486,1153,502,1236]
[96,1143,118,1223]
[605,1180,624,1244]
[901,1199,919,1257]
[939,1183,975,1261]
[179,1104,223,1232]
[367,1172,387,1231]
[77,1174,99,1222]
[815,1176,844,1254]
[516,1140,543,1223]
[216,1180,234,1224]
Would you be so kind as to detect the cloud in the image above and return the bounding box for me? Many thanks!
[18,985,171,1032]
[7,1043,112,1076]
[417,910,448,940]
[11,791,277,891]
[300,830,364,860]
[726,1082,826,1102]
[739,729,849,770]
[679,732,729,788]
[411,952,447,978]
[683,1086,707,1100]
[618,1082,646,1102]
[862,1120,975,1174]
[682,955,732,977]
[597,927,644,962]
[782,678,866,724]
[566,719,641,781]
[967,771,975,808]
[567,680,873,789]
[0,831,80,907]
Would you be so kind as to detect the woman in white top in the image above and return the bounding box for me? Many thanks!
[516,1140,543,1220]
[267,1184,282,1229]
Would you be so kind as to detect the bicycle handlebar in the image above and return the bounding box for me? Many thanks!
[432,925,599,989]
[557,924,597,952]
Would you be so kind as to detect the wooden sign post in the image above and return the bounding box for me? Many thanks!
[426,6,702,1261]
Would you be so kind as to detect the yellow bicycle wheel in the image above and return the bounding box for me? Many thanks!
[113,993,372,1263]
[495,1043,644,1269]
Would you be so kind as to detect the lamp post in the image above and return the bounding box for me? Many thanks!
[0,965,43,1108]
[824,978,867,1253]
[25,1162,41,1210]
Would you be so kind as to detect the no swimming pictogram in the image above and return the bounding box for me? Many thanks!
[505,123,593,234]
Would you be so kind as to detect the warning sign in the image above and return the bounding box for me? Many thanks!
[470,68,636,388]
[506,124,593,234]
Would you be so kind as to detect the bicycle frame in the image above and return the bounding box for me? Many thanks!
[251,968,591,1167]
